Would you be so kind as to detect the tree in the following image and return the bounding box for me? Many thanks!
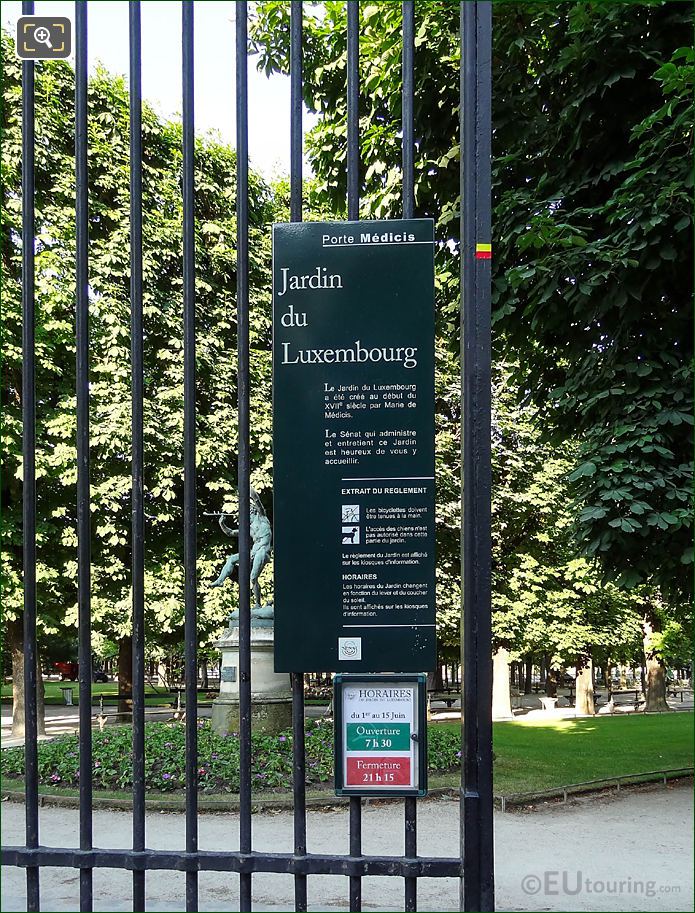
[1,37,277,731]
[490,367,645,715]
[250,0,693,599]
[641,596,692,712]
[491,5,694,599]
[251,1,693,714]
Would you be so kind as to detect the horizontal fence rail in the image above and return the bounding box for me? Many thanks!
[2,848,462,878]
[497,767,695,812]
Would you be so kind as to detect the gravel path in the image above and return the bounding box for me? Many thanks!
[2,781,692,911]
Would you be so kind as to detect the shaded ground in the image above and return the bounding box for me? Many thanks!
[1,781,692,911]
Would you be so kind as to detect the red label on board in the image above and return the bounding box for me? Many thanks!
[346,756,411,787]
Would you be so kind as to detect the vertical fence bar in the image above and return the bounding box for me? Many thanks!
[402,0,414,220]
[291,669,307,912]
[21,2,39,910]
[472,9,494,904]
[129,2,146,909]
[236,4,253,911]
[290,1,303,225]
[460,3,494,912]
[182,4,198,910]
[346,0,359,220]
[290,5,307,909]
[75,4,93,910]
[349,797,362,912]
[347,4,361,908]
[402,5,417,908]
[404,796,417,911]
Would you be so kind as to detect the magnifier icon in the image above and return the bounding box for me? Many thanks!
[34,25,53,49]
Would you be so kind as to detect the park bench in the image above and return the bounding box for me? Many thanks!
[91,690,186,711]
[428,688,461,708]
[564,688,606,708]
[609,688,643,710]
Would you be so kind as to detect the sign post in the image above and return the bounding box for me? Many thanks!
[272,219,436,673]
[334,674,427,797]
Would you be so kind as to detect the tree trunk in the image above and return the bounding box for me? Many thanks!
[575,657,595,716]
[426,667,444,692]
[524,658,533,694]
[8,617,45,738]
[118,635,133,715]
[603,661,612,692]
[545,666,559,697]
[643,617,669,712]
[492,647,513,720]
[201,663,209,690]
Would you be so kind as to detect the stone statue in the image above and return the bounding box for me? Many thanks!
[210,488,272,609]
[209,488,290,736]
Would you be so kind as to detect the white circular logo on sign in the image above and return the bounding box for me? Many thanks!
[338,637,362,660]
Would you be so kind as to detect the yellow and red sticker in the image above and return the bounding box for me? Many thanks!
[475,243,492,260]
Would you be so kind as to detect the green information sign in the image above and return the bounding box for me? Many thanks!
[273,219,436,672]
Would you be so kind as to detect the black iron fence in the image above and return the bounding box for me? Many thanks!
[3,2,493,911]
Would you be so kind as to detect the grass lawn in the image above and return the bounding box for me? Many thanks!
[483,712,692,796]
[0,682,210,706]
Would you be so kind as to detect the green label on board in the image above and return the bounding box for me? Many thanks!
[346,722,411,752]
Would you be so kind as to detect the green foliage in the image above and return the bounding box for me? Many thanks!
[250,1,694,599]
[495,10,694,596]
[491,365,645,665]
[3,0,692,682]
[426,722,461,771]
[0,720,462,792]
[1,35,277,650]
[644,617,692,669]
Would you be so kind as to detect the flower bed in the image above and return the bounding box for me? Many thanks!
[1,720,461,793]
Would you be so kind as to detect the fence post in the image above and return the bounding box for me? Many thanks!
[21,0,40,908]
[289,4,308,911]
[181,5,199,910]
[460,2,494,911]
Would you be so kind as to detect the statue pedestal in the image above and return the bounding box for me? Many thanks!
[211,621,292,736]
